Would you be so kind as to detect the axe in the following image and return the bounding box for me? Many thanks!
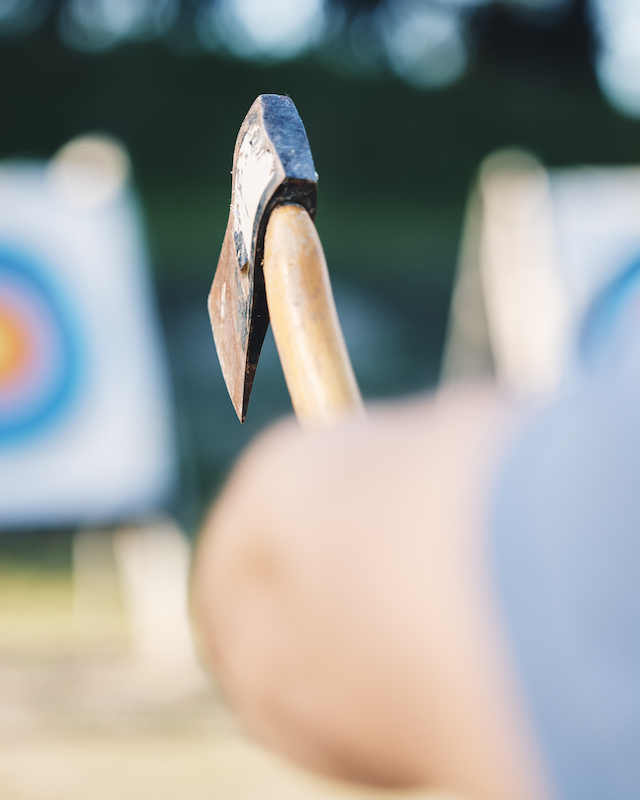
[208,94,364,428]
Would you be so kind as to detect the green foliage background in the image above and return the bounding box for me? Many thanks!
[1,2,639,536]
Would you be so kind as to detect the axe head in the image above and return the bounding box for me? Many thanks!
[208,94,317,422]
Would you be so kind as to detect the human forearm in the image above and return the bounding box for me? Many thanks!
[193,389,550,799]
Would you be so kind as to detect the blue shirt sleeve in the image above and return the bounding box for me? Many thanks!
[491,268,640,800]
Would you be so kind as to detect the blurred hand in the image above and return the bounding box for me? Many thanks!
[193,387,551,800]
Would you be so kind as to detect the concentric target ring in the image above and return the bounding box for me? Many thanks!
[0,247,81,446]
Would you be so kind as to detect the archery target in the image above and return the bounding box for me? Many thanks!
[0,248,80,445]
[0,141,175,530]
[549,166,640,376]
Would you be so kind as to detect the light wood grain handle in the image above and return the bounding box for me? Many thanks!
[264,204,364,429]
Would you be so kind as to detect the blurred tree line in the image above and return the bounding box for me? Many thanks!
[2,0,640,536]
[0,0,634,287]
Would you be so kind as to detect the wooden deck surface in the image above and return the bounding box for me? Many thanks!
[0,564,461,800]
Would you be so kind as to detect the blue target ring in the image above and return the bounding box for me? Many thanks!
[580,256,640,372]
[0,247,81,446]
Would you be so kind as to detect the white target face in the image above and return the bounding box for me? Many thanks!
[0,248,80,446]
[0,155,174,529]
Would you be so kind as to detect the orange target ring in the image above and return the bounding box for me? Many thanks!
[0,304,31,387]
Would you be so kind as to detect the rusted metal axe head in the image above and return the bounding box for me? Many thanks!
[208,94,317,423]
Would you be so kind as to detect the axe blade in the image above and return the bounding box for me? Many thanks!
[208,94,318,422]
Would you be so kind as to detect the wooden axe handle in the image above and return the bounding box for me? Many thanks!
[264,204,364,429]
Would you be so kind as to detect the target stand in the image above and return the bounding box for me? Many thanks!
[0,139,201,690]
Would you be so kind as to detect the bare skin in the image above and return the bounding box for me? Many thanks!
[193,387,554,800]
